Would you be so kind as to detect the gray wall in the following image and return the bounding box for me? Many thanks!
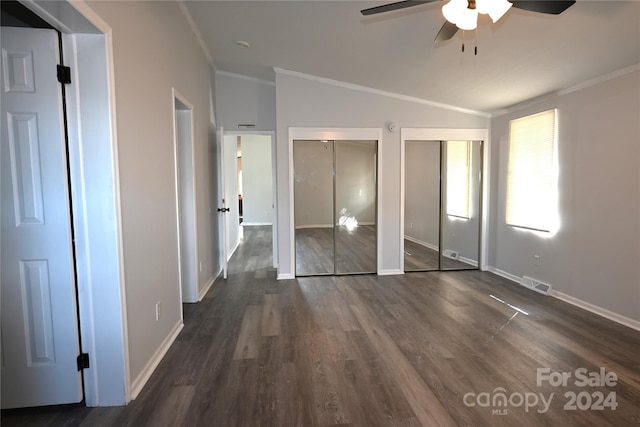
[86,0,218,394]
[294,140,376,228]
[489,69,640,323]
[276,71,489,276]
[215,72,276,131]
[404,141,440,249]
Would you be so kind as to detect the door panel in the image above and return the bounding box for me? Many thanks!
[334,140,377,274]
[1,27,82,408]
[293,140,335,275]
[404,141,441,271]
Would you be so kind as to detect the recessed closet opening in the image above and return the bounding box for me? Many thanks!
[401,129,489,273]
[290,129,381,277]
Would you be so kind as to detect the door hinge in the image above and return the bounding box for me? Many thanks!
[57,65,71,84]
[77,353,90,371]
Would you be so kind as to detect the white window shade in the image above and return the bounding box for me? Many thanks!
[446,140,471,219]
[506,109,558,233]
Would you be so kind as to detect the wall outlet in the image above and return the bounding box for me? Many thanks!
[199,261,202,272]
[155,302,161,321]
[534,255,540,266]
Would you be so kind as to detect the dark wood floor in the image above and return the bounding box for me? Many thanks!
[4,225,640,426]
[296,226,377,275]
[404,239,474,271]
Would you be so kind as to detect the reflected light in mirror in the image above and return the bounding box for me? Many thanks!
[338,208,358,231]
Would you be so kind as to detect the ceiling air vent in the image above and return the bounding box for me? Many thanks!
[237,123,255,129]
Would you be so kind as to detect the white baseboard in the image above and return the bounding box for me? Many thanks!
[129,320,183,399]
[226,239,240,262]
[487,266,521,284]
[459,256,478,267]
[277,273,295,280]
[198,274,217,301]
[378,269,404,276]
[487,266,640,332]
[551,290,640,333]
[404,235,438,252]
[242,222,272,226]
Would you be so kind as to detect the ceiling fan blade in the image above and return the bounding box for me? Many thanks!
[434,20,459,44]
[361,0,438,16]
[510,1,576,15]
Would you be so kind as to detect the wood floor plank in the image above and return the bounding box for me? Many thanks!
[233,304,263,360]
[262,293,282,336]
[349,303,457,427]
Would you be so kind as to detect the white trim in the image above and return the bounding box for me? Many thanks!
[404,235,439,252]
[378,269,404,276]
[176,0,215,67]
[493,64,640,117]
[129,321,184,399]
[198,274,216,301]
[172,88,199,306]
[242,222,273,226]
[400,128,490,272]
[222,130,277,269]
[22,0,131,406]
[557,63,640,96]
[295,224,333,229]
[274,67,490,118]
[488,267,640,333]
[277,273,295,280]
[551,290,640,333]
[287,128,383,277]
[227,237,240,262]
[217,70,276,87]
[487,266,521,284]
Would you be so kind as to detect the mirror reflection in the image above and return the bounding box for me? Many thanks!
[294,139,377,276]
[335,140,377,274]
[404,140,482,272]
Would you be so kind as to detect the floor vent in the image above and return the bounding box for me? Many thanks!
[521,276,552,295]
[443,249,459,260]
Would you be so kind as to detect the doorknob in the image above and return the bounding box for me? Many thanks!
[217,207,230,212]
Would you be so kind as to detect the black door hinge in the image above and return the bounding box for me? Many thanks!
[77,353,90,371]
[57,65,71,84]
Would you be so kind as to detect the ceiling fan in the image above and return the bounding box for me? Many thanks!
[361,0,576,45]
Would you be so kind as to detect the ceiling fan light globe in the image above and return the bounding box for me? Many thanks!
[488,0,513,23]
[442,0,466,24]
[475,0,491,15]
[456,7,478,30]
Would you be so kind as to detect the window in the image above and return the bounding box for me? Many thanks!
[506,109,558,233]
[446,140,471,219]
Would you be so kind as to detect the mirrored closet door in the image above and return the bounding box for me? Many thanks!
[404,140,483,272]
[294,139,377,276]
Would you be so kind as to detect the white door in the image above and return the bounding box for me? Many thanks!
[1,27,83,408]
[223,134,240,261]
[217,127,229,279]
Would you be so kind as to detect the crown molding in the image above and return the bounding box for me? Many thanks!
[177,0,215,68]
[273,67,491,118]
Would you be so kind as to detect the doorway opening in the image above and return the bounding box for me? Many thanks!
[219,132,276,277]
[173,91,198,303]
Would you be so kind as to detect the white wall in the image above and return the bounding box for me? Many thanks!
[215,71,276,131]
[241,135,273,225]
[275,70,489,277]
[85,0,218,397]
[489,68,640,324]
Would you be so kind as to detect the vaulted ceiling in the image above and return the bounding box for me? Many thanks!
[184,1,640,114]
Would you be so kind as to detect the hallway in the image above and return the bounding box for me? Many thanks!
[3,225,640,426]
